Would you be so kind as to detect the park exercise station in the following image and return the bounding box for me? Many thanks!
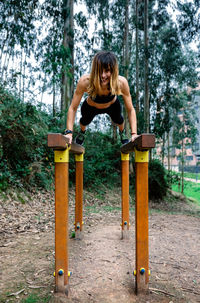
[48,133,155,297]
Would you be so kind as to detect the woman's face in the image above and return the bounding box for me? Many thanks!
[100,68,111,87]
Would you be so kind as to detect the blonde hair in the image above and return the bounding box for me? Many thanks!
[87,51,121,98]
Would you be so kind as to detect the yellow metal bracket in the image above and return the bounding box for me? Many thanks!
[121,152,129,161]
[75,153,84,162]
[54,146,70,163]
[134,149,149,163]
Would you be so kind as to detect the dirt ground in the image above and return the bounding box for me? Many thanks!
[0,188,200,303]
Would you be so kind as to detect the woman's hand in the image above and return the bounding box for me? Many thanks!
[131,133,139,142]
[64,133,73,144]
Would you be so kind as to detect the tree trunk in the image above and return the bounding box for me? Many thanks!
[0,31,9,74]
[112,122,117,142]
[53,79,56,117]
[162,134,165,165]
[123,0,130,135]
[40,75,47,105]
[22,53,27,102]
[135,0,139,115]
[144,0,149,132]
[1,47,9,79]
[3,48,12,84]
[167,132,170,172]
[100,4,110,50]
[61,0,74,117]
[19,48,23,99]
[181,139,184,194]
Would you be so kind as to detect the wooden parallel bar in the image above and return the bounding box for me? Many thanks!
[55,161,69,295]
[48,133,85,154]
[121,153,130,239]
[120,133,155,153]
[135,152,149,294]
[75,154,84,237]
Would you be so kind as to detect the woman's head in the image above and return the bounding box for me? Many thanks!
[88,51,121,97]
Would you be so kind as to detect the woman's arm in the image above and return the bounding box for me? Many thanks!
[65,75,89,143]
[119,76,138,141]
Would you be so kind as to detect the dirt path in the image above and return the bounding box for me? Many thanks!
[0,189,200,303]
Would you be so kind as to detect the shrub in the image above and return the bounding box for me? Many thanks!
[69,129,122,192]
[0,85,55,190]
[148,159,168,200]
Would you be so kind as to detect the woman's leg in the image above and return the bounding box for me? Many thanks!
[80,123,86,132]
[106,98,124,125]
[80,99,98,127]
[118,122,125,132]
[75,99,99,144]
[106,99,129,144]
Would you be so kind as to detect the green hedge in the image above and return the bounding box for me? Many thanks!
[0,86,55,190]
[0,85,169,201]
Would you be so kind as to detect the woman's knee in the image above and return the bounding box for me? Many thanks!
[80,99,96,125]
[112,115,124,125]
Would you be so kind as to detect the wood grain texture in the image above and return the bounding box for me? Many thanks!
[75,161,83,231]
[135,162,149,293]
[48,133,85,154]
[121,133,155,153]
[55,162,69,293]
[121,159,129,230]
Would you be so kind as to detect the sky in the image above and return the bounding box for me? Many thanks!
[4,0,199,112]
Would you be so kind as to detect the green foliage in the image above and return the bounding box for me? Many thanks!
[71,129,122,194]
[21,293,51,303]
[0,85,172,204]
[0,84,122,193]
[0,85,59,190]
[149,159,169,200]
[167,170,181,186]
[172,181,200,206]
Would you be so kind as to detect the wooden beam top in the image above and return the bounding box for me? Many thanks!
[121,134,155,153]
[48,133,85,154]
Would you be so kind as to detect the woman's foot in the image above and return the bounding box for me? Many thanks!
[120,129,129,145]
[75,130,86,145]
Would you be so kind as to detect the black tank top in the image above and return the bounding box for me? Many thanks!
[91,92,115,104]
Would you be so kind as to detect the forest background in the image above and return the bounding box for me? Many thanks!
[0,0,200,200]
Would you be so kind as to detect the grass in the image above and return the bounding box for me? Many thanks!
[182,172,200,180]
[0,289,52,303]
[172,180,200,206]
[21,294,51,303]
[173,171,200,180]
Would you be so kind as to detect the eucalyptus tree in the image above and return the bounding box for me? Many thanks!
[108,0,138,139]
[144,0,149,132]
[172,91,198,193]
[175,0,200,45]
[38,0,74,116]
[151,21,198,164]
[83,0,124,139]
[135,0,140,115]
[131,0,157,134]
[61,0,74,113]
[175,0,200,74]
[0,0,39,99]
[84,0,112,50]
[112,0,131,136]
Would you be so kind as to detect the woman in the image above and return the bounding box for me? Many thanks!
[64,51,138,145]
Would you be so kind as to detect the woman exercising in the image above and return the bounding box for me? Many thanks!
[64,51,138,145]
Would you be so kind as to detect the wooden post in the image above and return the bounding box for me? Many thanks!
[121,134,155,295]
[48,133,85,296]
[75,153,84,239]
[135,149,149,294]
[54,149,69,295]
[121,152,130,239]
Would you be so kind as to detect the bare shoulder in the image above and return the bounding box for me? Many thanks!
[119,75,130,94]
[76,74,90,93]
